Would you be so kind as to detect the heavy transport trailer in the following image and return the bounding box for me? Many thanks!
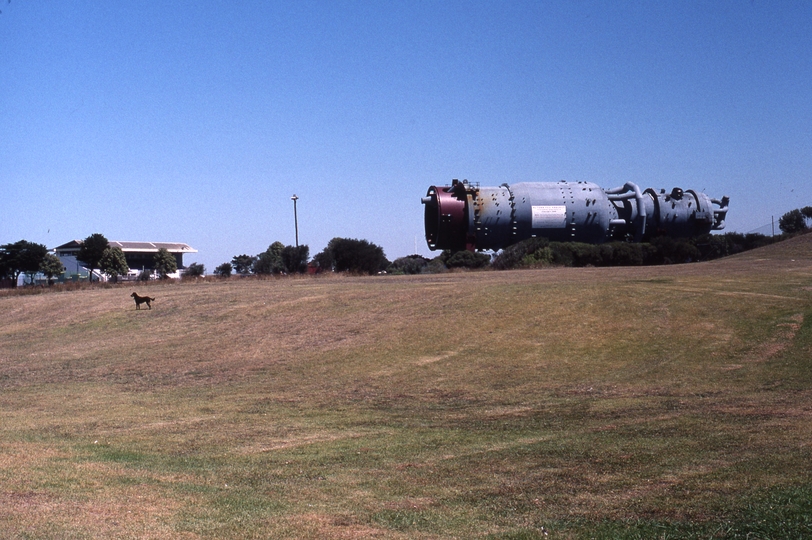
[422,180,729,252]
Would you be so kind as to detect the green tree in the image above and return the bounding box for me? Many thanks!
[0,254,10,282]
[183,262,206,278]
[153,248,177,279]
[100,247,129,283]
[231,254,255,275]
[311,249,334,272]
[77,233,109,283]
[40,253,65,285]
[0,240,49,286]
[253,242,285,275]
[779,209,808,234]
[214,262,233,277]
[325,237,389,275]
[281,244,309,274]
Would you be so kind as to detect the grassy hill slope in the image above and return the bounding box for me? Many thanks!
[2,236,811,538]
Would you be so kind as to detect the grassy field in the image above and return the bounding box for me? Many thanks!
[2,235,812,539]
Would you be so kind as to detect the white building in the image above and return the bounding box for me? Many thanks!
[53,240,198,281]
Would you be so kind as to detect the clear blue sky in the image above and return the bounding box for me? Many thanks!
[2,1,811,272]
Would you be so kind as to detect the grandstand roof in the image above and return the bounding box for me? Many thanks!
[54,240,197,254]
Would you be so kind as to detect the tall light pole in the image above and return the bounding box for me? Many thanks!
[291,194,299,247]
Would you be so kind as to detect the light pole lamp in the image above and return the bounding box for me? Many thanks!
[291,194,299,247]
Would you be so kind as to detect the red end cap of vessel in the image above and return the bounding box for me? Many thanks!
[423,185,468,251]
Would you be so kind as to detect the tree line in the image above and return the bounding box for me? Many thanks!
[0,240,63,286]
[2,205,810,286]
[0,233,180,287]
[215,237,389,277]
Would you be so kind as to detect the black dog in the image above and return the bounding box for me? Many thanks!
[130,292,155,310]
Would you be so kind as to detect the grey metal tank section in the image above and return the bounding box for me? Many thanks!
[422,180,729,252]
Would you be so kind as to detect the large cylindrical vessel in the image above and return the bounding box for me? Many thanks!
[422,180,729,251]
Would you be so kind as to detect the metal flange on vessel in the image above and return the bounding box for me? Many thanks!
[422,180,729,252]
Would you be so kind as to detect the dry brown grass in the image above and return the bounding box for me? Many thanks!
[2,235,812,538]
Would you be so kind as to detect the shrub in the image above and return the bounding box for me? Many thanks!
[521,246,553,267]
[425,256,449,274]
[649,237,701,264]
[183,262,206,278]
[607,242,647,266]
[493,238,550,270]
[214,263,233,278]
[491,231,780,271]
[388,255,430,275]
[445,250,491,269]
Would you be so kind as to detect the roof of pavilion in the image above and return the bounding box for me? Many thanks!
[53,240,197,254]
